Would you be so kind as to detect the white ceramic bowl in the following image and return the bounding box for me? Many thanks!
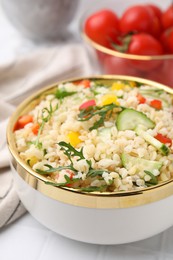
[7,75,173,245]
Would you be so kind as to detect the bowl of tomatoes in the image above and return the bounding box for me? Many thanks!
[81,0,173,88]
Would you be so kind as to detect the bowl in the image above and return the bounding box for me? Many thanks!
[1,0,79,41]
[80,0,173,88]
[7,75,173,245]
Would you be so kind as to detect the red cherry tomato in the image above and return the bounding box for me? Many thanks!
[162,4,173,30]
[119,5,154,34]
[145,5,162,37]
[84,9,119,48]
[160,27,173,53]
[128,33,163,56]
[125,33,163,71]
[146,4,162,20]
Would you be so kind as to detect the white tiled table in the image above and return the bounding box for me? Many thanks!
[1,2,173,259]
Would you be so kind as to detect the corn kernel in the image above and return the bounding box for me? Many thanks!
[67,131,81,147]
[101,94,120,106]
[111,82,125,90]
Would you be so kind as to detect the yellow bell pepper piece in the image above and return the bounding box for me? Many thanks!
[101,94,120,106]
[27,156,38,167]
[111,81,136,90]
[128,81,136,88]
[111,82,125,90]
[67,131,81,147]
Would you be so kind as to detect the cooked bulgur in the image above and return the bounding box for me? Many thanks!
[13,79,173,192]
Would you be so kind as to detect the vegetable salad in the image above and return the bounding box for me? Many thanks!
[14,79,173,192]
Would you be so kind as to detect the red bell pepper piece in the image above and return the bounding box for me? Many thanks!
[79,99,96,110]
[150,99,162,109]
[14,115,33,131]
[74,79,91,88]
[137,93,146,104]
[155,133,172,146]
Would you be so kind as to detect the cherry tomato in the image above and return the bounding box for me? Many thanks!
[126,33,163,71]
[160,27,173,53]
[128,33,163,56]
[119,5,154,34]
[145,5,162,37]
[146,4,162,20]
[162,4,173,30]
[84,9,119,48]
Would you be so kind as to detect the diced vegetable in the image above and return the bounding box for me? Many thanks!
[121,153,162,174]
[154,133,172,146]
[136,93,146,104]
[135,126,170,155]
[116,108,155,131]
[150,99,162,109]
[139,88,169,107]
[27,156,38,167]
[79,99,96,110]
[111,82,125,90]
[31,123,40,135]
[75,79,91,88]
[144,170,158,185]
[98,127,112,142]
[14,114,33,131]
[67,131,81,147]
[101,94,120,106]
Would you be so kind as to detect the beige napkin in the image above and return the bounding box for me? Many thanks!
[0,43,94,227]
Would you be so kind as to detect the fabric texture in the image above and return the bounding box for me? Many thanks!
[0,43,94,227]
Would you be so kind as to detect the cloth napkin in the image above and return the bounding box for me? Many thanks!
[0,43,95,228]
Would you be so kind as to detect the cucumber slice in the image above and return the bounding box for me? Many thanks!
[139,90,169,107]
[121,153,163,173]
[135,127,170,156]
[116,108,155,131]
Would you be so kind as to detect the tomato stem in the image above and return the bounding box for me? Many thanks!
[111,33,133,53]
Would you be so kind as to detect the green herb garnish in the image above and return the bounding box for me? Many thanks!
[58,141,85,161]
[35,102,58,149]
[78,103,123,130]
[55,88,76,100]
[87,169,110,177]
[45,175,80,187]
[36,164,77,175]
